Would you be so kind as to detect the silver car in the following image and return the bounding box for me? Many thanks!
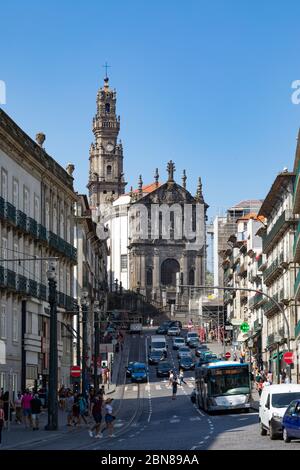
[177,346,192,359]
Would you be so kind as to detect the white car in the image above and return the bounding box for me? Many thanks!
[177,346,192,360]
[167,326,180,336]
[173,337,185,350]
[259,383,300,439]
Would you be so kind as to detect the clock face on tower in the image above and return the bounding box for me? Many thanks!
[106,143,114,152]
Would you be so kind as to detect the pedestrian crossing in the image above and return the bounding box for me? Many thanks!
[125,380,195,393]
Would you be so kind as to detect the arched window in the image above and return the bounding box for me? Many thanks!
[105,103,110,113]
[146,268,153,286]
[161,259,180,286]
[189,268,195,286]
[107,165,112,178]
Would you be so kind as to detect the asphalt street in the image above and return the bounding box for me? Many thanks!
[3,331,300,450]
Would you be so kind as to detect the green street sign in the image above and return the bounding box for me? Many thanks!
[240,322,250,333]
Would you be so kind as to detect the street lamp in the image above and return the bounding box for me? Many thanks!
[45,260,58,431]
[81,290,89,400]
[274,333,282,384]
[93,300,100,391]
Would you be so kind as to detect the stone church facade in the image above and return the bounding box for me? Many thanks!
[88,77,207,306]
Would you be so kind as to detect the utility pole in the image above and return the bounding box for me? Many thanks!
[45,260,58,431]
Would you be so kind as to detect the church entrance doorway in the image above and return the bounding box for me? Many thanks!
[160,259,180,287]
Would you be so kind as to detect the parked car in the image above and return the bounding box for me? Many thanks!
[195,344,209,356]
[167,326,181,336]
[173,337,185,350]
[131,362,148,383]
[156,362,172,378]
[282,399,300,442]
[148,350,165,365]
[259,384,300,439]
[179,356,195,370]
[177,346,192,360]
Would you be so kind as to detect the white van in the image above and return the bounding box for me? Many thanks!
[259,383,300,439]
[150,335,167,356]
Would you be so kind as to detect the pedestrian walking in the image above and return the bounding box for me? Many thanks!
[72,393,80,425]
[168,370,174,386]
[65,391,74,426]
[2,391,9,428]
[99,398,116,438]
[30,394,42,430]
[21,389,33,428]
[172,376,178,400]
[179,369,187,386]
[0,402,4,448]
[88,393,103,438]
[78,394,88,425]
[14,392,23,424]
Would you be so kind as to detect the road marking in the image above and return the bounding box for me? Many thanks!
[190,416,201,421]
[132,386,138,391]
[125,386,128,391]
[187,383,193,388]
[204,436,210,440]
[114,423,124,428]
[155,385,161,390]
[170,419,180,423]
[145,385,150,391]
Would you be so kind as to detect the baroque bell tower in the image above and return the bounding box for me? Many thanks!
[88,76,126,217]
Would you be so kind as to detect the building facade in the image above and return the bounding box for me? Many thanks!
[0,109,77,393]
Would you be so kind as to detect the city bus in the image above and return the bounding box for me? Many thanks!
[195,361,251,413]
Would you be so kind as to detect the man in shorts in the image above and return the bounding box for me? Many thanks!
[88,393,103,438]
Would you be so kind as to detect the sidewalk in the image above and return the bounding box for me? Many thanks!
[0,408,88,449]
[103,333,129,395]
[250,387,260,411]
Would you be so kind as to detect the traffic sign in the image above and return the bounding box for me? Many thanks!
[240,322,250,333]
[225,325,233,331]
[283,351,294,365]
[70,365,81,378]
[225,352,231,359]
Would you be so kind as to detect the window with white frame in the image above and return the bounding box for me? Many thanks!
[60,212,64,238]
[53,206,57,234]
[12,178,19,208]
[1,168,8,199]
[1,237,7,268]
[45,201,50,230]
[67,217,71,243]
[0,305,7,339]
[120,254,128,271]
[34,195,40,223]
[27,312,33,334]
[23,186,30,215]
[0,372,6,390]
[13,241,19,273]
[12,307,18,342]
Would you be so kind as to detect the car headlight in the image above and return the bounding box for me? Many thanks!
[272,413,282,420]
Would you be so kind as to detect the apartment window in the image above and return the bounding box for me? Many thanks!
[12,178,19,208]
[67,217,71,243]
[34,195,40,223]
[1,237,7,268]
[1,168,8,199]
[0,305,7,339]
[13,242,19,273]
[27,312,33,334]
[60,212,64,238]
[23,187,30,215]
[120,254,127,271]
[45,201,50,230]
[0,372,6,390]
[53,206,57,234]
[12,307,18,342]
[12,374,17,394]
[66,270,70,296]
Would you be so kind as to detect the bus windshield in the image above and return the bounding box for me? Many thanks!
[208,367,250,397]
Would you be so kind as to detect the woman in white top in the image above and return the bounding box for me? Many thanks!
[99,398,115,438]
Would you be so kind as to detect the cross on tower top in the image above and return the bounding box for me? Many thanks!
[102,62,111,79]
[167,160,176,182]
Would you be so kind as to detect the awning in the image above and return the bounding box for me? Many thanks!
[272,351,284,360]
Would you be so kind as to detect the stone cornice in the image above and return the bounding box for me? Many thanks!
[0,109,76,200]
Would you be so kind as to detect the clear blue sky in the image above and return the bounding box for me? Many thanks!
[1,0,300,222]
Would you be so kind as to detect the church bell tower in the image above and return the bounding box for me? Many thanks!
[88,76,126,216]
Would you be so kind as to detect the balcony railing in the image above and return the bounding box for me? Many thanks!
[267,333,275,347]
[0,197,4,219]
[17,274,28,293]
[254,318,261,331]
[295,320,300,338]
[5,202,16,225]
[263,258,284,285]
[262,210,296,253]
[263,293,280,316]
[293,221,300,262]
[37,224,47,243]
[26,217,38,239]
[16,210,27,232]
[295,269,300,299]
[0,265,4,286]
[38,283,47,301]
[6,269,16,290]
[27,279,38,298]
